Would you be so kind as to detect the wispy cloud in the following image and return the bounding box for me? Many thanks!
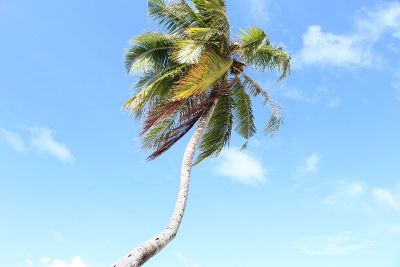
[301,153,320,173]
[297,231,372,256]
[372,187,400,210]
[324,182,367,205]
[0,128,27,152]
[29,127,74,164]
[242,0,268,22]
[213,148,267,185]
[0,126,74,163]
[295,2,400,68]
[271,82,341,108]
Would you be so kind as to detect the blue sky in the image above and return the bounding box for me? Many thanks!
[1,0,400,266]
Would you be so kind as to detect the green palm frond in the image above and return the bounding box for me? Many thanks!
[194,91,233,165]
[241,44,291,80]
[171,39,204,64]
[125,33,175,74]
[238,27,267,50]
[148,0,194,34]
[186,27,227,42]
[232,78,256,149]
[192,0,230,34]
[173,51,232,99]
[124,65,187,117]
[241,72,282,135]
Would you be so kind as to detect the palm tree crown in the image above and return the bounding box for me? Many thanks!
[124,0,291,164]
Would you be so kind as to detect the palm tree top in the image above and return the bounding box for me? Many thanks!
[124,0,291,164]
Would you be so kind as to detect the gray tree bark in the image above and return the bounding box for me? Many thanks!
[112,101,217,267]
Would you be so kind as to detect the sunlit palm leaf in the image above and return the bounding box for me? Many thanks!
[171,39,204,64]
[192,0,230,34]
[173,51,232,99]
[125,33,175,74]
[148,0,193,34]
[238,27,266,50]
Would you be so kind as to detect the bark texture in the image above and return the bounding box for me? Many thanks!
[112,101,217,267]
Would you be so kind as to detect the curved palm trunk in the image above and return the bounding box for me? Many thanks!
[112,101,217,267]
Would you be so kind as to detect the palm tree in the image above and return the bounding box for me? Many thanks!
[112,0,290,266]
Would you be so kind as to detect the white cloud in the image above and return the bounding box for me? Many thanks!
[298,231,371,256]
[0,128,27,152]
[243,0,268,22]
[29,127,74,163]
[302,153,320,173]
[0,126,74,163]
[40,257,52,265]
[213,148,267,185]
[296,25,372,67]
[48,257,87,267]
[296,2,400,68]
[372,187,400,210]
[324,182,366,205]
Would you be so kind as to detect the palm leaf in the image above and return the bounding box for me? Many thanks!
[241,72,283,135]
[232,78,256,149]
[125,33,174,74]
[238,27,267,50]
[173,51,232,99]
[145,95,218,160]
[171,39,204,64]
[192,0,230,34]
[194,90,233,164]
[241,44,291,80]
[148,0,193,34]
[124,65,187,117]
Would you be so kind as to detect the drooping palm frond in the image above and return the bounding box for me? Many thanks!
[124,64,187,119]
[232,78,256,149]
[241,44,291,80]
[241,72,283,135]
[144,95,218,160]
[125,33,175,74]
[173,51,232,99]
[194,88,233,164]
